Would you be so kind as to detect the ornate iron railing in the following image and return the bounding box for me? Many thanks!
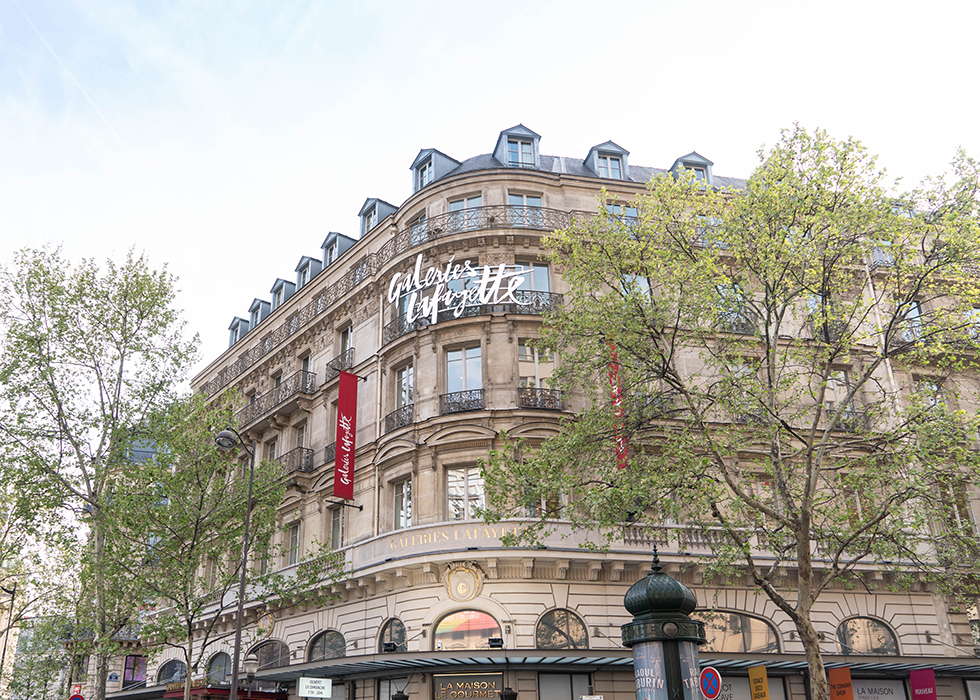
[828,407,869,432]
[202,205,571,399]
[382,290,564,345]
[324,348,355,383]
[384,404,414,434]
[324,442,336,464]
[808,316,848,343]
[235,370,317,427]
[276,446,315,474]
[440,389,485,414]
[718,309,758,335]
[870,246,895,270]
[518,387,563,410]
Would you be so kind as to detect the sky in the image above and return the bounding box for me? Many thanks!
[2,0,978,380]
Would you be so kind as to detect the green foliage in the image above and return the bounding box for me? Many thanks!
[483,126,980,700]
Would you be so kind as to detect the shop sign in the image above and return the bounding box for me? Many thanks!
[909,669,936,700]
[713,678,786,700]
[387,254,527,325]
[433,673,503,699]
[748,666,770,700]
[850,680,907,700]
[829,668,855,700]
[299,677,333,698]
[632,641,668,700]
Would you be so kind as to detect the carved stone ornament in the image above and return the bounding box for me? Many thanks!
[446,563,482,602]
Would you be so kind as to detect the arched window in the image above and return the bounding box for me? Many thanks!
[536,609,588,650]
[694,612,779,653]
[837,617,899,656]
[309,630,346,661]
[206,652,231,682]
[379,618,407,653]
[157,659,186,683]
[247,640,289,691]
[433,610,501,651]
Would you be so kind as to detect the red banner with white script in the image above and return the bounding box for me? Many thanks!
[334,371,358,500]
[608,343,628,470]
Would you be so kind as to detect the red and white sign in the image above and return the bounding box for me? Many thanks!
[69,694,85,700]
[910,669,936,700]
[334,371,358,500]
[700,667,722,700]
[608,343,628,469]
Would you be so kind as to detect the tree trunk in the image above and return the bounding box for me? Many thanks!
[796,533,828,700]
[92,509,108,700]
[184,633,194,700]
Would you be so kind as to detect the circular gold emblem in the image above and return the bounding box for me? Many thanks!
[255,612,276,640]
[446,566,480,602]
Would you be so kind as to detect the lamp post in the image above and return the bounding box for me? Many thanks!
[215,428,256,700]
[621,551,705,700]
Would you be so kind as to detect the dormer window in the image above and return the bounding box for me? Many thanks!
[299,265,310,288]
[417,159,433,189]
[325,244,338,265]
[689,166,707,182]
[669,151,714,188]
[508,139,534,168]
[274,287,284,308]
[598,155,622,179]
[359,199,397,236]
[250,308,260,327]
[364,207,378,232]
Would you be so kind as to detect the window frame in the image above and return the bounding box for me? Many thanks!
[417,159,434,189]
[447,465,485,521]
[508,138,534,168]
[446,346,483,394]
[393,477,412,531]
[597,154,623,179]
[286,523,300,566]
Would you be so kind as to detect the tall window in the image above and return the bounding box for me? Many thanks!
[340,326,353,358]
[364,207,378,232]
[274,287,284,308]
[409,213,427,247]
[124,655,147,686]
[309,631,346,661]
[329,507,343,550]
[901,299,924,341]
[448,466,484,520]
[265,439,277,462]
[518,341,555,388]
[433,610,500,651]
[206,653,231,683]
[536,609,588,649]
[379,618,407,652]
[597,155,622,179]
[286,524,299,566]
[449,195,482,232]
[394,479,412,530]
[250,641,289,691]
[514,261,550,293]
[417,159,433,189]
[396,364,414,408]
[447,347,482,393]
[837,617,898,656]
[508,193,543,227]
[508,139,533,167]
[295,423,306,449]
[299,265,311,288]
[325,243,339,265]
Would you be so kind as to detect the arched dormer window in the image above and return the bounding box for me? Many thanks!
[536,609,588,649]
[693,611,779,653]
[379,618,407,653]
[309,630,346,661]
[836,617,898,655]
[433,610,501,651]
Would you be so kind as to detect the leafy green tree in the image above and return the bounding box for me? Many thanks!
[106,396,342,700]
[0,247,198,700]
[484,127,980,700]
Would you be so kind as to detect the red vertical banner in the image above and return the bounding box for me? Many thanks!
[334,371,358,500]
[608,342,628,470]
[828,667,854,700]
[910,668,936,700]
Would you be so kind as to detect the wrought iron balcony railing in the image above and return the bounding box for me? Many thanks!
[276,446,315,474]
[382,290,564,345]
[828,407,869,432]
[235,370,317,427]
[324,442,336,464]
[384,404,414,434]
[324,347,355,383]
[518,387,563,410]
[718,309,758,335]
[440,389,485,414]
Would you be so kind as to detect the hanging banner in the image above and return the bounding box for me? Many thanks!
[829,668,855,700]
[909,669,936,700]
[748,666,770,700]
[334,371,358,500]
[608,343,628,469]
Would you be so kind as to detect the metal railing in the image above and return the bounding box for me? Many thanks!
[384,404,414,434]
[440,389,485,414]
[324,442,336,464]
[276,446,315,473]
[235,370,316,427]
[202,205,571,399]
[718,310,758,335]
[324,348,355,383]
[518,387,563,410]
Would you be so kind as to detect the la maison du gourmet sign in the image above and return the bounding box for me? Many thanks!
[387,254,529,324]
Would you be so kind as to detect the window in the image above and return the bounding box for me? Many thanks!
[329,507,343,550]
[265,439,278,462]
[295,423,306,449]
[836,617,898,656]
[274,287,284,308]
[157,659,186,683]
[124,655,147,686]
[717,285,756,335]
[508,139,534,168]
[325,243,339,265]
[536,609,588,649]
[917,377,944,411]
[597,155,622,179]
[449,195,483,232]
[417,159,433,189]
[394,478,412,530]
[340,325,353,360]
[539,674,591,700]
[518,341,555,388]
[508,193,543,227]
[901,299,924,342]
[409,213,427,247]
[309,630,346,661]
[447,347,482,393]
[514,261,550,293]
[364,206,378,233]
[693,612,779,653]
[206,653,231,683]
[286,523,299,566]
[688,166,707,182]
[299,265,311,288]
[433,610,500,651]
[249,640,289,690]
[606,203,639,222]
[302,354,312,375]
[250,308,260,328]
[379,618,407,652]
[939,476,974,535]
[396,364,414,409]
[448,466,484,520]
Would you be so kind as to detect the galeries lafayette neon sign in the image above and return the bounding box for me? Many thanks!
[387,253,529,322]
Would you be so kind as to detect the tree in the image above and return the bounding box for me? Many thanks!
[0,247,198,700]
[483,127,980,700]
[106,396,343,700]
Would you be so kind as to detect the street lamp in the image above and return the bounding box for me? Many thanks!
[215,428,256,700]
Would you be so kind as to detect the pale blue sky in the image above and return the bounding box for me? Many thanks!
[2,0,977,377]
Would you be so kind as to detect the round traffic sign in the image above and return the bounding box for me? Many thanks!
[69,695,85,700]
[700,666,723,700]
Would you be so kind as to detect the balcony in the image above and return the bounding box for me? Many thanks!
[384,404,414,434]
[518,387,563,410]
[276,446,315,474]
[236,370,316,428]
[809,316,848,343]
[828,407,869,432]
[324,442,336,464]
[324,348,355,383]
[871,246,894,271]
[382,291,564,345]
[718,309,758,335]
[440,389,485,414]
